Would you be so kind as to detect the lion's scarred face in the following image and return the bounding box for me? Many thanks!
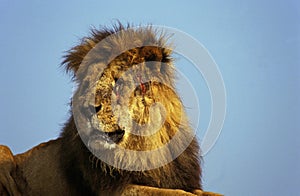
[63,25,194,171]
[76,47,182,150]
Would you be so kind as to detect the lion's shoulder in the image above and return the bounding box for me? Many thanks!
[15,139,61,157]
[12,138,77,195]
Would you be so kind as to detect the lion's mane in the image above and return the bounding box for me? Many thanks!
[59,24,202,195]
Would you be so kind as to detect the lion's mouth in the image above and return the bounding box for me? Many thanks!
[87,129,125,150]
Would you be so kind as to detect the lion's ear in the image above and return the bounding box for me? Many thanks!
[140,46,172,63]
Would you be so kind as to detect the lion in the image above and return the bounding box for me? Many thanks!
[0,23,221,196]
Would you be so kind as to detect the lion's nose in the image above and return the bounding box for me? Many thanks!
[107,129,125,143]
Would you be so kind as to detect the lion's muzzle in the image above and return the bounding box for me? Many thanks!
[88,128,125,150]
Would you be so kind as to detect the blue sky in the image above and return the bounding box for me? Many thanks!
[0,1,299,195]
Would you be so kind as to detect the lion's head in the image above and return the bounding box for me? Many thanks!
[62,24,196,171]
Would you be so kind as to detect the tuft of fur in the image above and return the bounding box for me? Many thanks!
[60,23,202,195]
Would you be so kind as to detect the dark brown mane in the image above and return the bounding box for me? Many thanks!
[59,23,202,195]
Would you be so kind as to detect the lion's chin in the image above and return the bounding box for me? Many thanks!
[88,138,117,150]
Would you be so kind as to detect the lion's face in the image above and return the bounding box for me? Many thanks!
[65,26,192,170]
[75,48,180,152]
